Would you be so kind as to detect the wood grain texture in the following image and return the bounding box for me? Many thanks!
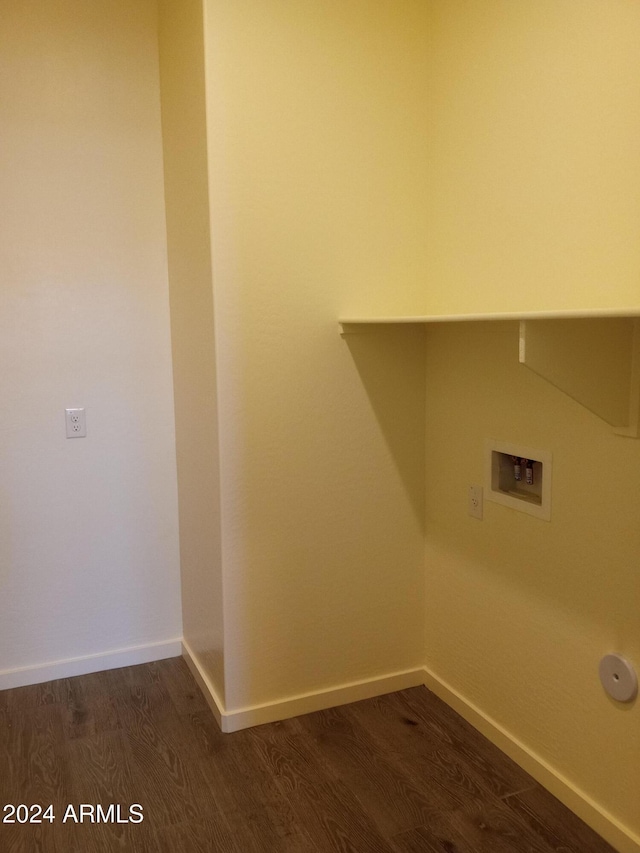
[298,704,461,836]
[396,687,539,798]
[0,660,618,853]
[504,785,616,853]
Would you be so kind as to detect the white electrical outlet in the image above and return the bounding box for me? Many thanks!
[65,407,86,438]
[468,484,483,520]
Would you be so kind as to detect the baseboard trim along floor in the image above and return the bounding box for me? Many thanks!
[0,638,182,691]
[181,639,424,734]
[3,641,636,853]
[422,665,640,853]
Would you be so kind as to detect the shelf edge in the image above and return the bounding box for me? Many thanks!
[339,308,640,326]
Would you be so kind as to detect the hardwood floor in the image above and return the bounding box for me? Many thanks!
[0,658,617,852]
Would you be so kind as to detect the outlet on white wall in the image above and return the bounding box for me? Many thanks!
[65,407,86,438]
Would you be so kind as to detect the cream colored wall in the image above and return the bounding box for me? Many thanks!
[203,0,428,710]
[0,0,181,680]
[168,0,638,843]
[158,0,225,704]
[424,322,640,845]
[420,3,640,845]
[418,0,640,318]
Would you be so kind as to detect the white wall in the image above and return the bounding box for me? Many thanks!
[0,0,182,685]
[158,0,226,704]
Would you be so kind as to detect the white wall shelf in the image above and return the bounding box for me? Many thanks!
[340,309,640,437]
[339,307,640,328]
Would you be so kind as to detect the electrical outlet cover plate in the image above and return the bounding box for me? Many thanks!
[468,484,483,520]
[65,407,87,438]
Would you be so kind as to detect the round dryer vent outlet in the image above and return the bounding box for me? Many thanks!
[599,654,638,703]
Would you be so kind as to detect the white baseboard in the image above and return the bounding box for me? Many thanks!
[222,668,427,733]
[423,666,640,853]
[3,640,635,852]
[0,638,183,691]
[181,640,424,734]
[181,639,225,729]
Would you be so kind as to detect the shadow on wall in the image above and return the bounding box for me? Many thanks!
[341,323,426,530]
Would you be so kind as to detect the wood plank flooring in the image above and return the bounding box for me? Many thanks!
[0,658,618,852]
